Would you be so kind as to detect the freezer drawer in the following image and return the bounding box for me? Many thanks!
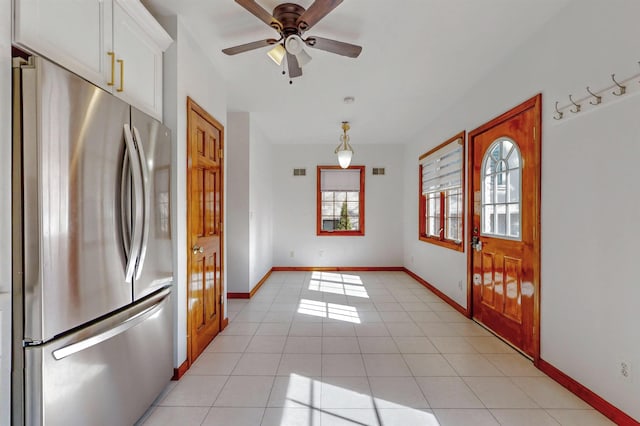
[24,288,172,426]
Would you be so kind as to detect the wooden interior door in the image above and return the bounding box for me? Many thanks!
[187,97,224,363]
[468,95,541,359]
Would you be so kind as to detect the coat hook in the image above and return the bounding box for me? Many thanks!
[586,86,602,105]
[569,95,581,113]
[611,74,626,96]
[553,101,563,120]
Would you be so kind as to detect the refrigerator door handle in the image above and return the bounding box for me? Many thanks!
[52,287,171,360]
[123,124,144,284]
[120,152,131,258]
[132,126,151,280]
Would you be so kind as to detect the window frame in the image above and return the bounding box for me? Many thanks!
[418,131,465,252]
[316,165,365,236]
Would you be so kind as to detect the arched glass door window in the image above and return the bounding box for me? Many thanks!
[481,138,521,239]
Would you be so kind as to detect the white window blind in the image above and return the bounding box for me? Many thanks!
[320,169,361,191]
[420,138,463,194]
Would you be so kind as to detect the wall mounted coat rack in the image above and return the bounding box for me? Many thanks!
[552,61,640,122]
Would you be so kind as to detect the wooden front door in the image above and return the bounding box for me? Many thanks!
[468,95,541,359]
[186,97,224,363]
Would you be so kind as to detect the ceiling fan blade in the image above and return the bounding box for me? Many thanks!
[222,39,278,55]
[296,0,343,31]
[235,0,283,30]
[305,36,362,58]
[287,53,303,78]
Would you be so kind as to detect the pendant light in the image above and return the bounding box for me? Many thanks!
[334,121,354,168]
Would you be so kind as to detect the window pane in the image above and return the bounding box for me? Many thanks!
[322,219,339,231]
[508,168,520,203]
[427,194,438,216]
[428,215,440,236]
[502,140,514,158]
[426,193,441,237]
[508,203,520,237]
[335,192,347,202]
[490,144,500,161]
[507,148,520,169]
[485,157,496,176]
[321,191,360,231]
[350,217,360,231]
[496,204,507,235]
[496,170,507,203]
[484,173,495,204]
[445,216,461,242]
[445,188,462,242]
[483,205,495,234]
[347,202,359,216]
[322,202,335,216]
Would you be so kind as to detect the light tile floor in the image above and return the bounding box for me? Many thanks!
[138,271,615,426]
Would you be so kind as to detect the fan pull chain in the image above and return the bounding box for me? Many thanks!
[281,54,292,84]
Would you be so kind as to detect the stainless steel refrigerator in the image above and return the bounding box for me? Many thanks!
[11,56,174,425]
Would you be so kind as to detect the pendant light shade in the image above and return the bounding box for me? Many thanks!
[334,121,354,168]
[337,149,353,168]
[267,44,286,66]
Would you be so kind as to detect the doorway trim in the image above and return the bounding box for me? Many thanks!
[466,94,542,362]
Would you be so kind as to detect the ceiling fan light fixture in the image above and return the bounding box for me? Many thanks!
[334,121,354,169]
[285,34,304,54]
[295,48,312,67]
[267,43,286,65]
[285,34,312,67]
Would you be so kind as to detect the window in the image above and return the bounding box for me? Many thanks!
[317,166,365,236]
[481,138,521,239]
[419,132,465,251]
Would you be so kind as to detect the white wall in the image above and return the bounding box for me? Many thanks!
[273,144,404,267]
[227,112,250,293]
[249,124,273,288]
[0,0,12,423]
[402,0,640,420]
[159,15,228,368]
[227,112,273,293]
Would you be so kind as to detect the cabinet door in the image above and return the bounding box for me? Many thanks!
[113,1,163,120]
[14,0,113,90]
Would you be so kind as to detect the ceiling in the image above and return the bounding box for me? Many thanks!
[143,0,571,145]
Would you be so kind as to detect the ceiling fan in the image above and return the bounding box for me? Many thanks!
[222,0,362,79]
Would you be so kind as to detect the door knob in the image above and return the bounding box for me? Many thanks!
[192,245,204,254]
[471,236,483,252]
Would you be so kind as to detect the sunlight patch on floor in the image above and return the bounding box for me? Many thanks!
[308,272,369,299]
[282,373,441,426]
[297,299,361,324]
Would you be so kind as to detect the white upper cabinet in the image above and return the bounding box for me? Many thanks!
[13,0,113,88]
[14,0,172,120]
[111,0,170,118]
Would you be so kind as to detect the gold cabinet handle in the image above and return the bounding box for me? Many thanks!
[107,52,115,86]
[117,59,124,92]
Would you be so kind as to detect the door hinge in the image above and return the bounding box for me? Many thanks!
[219,149,224,159]
[220,295,224,305]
